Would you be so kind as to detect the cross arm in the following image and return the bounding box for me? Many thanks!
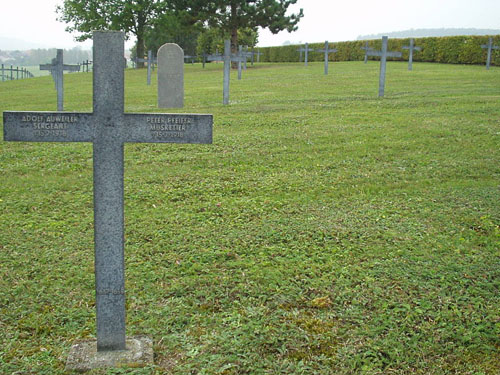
[480,44,499,49]
[206,55,223,62]
[317,48,338,53]
[122,113,213,144]
[366,50,383,57]
[386,51,403,58]
[3,111,93,142]
[63,64,81,72]
[402,46,421,51]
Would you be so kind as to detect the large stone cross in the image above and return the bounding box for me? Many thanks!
[3,31,212,360]
[481,37,499,70]
[207,40,246,105]
[297,43,315,66]
[317,41,338,75]
[402,38,421,71]
[40,49,80,111]
[366,36,402,97]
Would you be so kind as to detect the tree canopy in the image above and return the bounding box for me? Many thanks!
[56,0,303,67]
[198,0,303,53]
[56,0,164,67]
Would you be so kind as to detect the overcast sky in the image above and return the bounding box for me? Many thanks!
[1,0,499,50]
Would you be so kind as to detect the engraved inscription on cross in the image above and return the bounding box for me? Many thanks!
[366,36,402,97]
[316,41,338,75]
[481,37,499,70]
[206,40,246,105]
[3,31,213,353]
[402,38,421,71]
[40,49,80,111]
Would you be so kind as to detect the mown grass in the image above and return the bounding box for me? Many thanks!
[0,61,499,374]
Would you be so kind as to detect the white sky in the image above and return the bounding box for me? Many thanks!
[0,0,499,50]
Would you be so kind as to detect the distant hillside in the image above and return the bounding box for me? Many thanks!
[357,28,500,40]
[0,48,91,65]
[0,36,48,50]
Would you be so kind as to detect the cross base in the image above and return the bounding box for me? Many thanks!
[65,336,153,372]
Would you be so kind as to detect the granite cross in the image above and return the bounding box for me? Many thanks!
[136,50,156,85]
[402,38,421,71]
[207,40,245,105]
[81,59,92,72]
[244,46,255,66]
[361,41,371,64]
[184,55,196,64]
[317,41,338,75]
[297,43,314,66]
[242,46,249,69]
[242,46,255,68]
[3,31,213,357]
[366,36,402,97]
[237,45,244,79]
[40,49,80,111]
[481,37,499,70]
[253,49,263,63]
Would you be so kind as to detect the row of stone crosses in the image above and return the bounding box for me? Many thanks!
[3,30,499,371]
[39,35,499,111]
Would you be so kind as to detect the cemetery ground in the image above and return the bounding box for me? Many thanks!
[0,61,499,374]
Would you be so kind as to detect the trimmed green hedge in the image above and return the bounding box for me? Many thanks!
[258,35,500,66]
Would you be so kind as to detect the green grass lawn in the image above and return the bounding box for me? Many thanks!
[0,61,499,374]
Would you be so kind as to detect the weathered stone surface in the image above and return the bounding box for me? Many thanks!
[65,336,153,372]
[3,30,213,364]
[157,43,184,108]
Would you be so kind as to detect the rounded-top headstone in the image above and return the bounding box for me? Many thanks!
[157,43,184,108]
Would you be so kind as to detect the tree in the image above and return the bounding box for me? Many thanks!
[145,11,202,56]
[192,0,303,57]
[196,27,258,57]
[56,0,164,67]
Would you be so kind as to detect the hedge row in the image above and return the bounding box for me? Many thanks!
[258,35,500,66]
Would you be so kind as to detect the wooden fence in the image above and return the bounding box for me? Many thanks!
[1,64,35,81]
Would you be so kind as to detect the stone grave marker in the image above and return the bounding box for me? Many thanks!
[253,49,263,63]
[402,38,421,71]
[81,59,92,72]
[157,43,184,108]
[3,30,213,371]
[40,49,80,111]
[481,37,499,70]
[184,55,196,64]
[245,46,254,66]
[136,50,157,85]
[206,40,246,105]
[297,43,314,66]
[317,41,338,75]
[361,41,371,64]
[366,36,402,97]
[242,46,255,68]
[238,45,244,79]
[201,51,209,68]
